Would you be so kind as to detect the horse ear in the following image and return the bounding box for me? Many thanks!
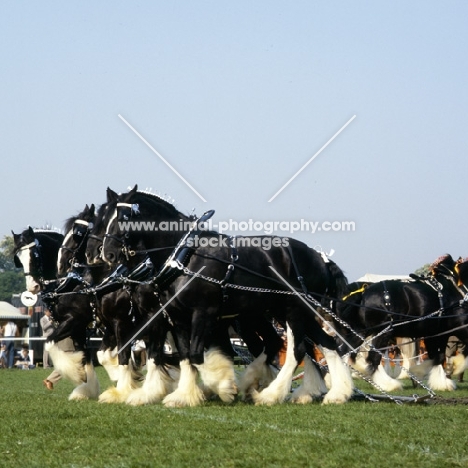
[28,226,35,236]
[129,184,138,195]
[89,204,95,217]
[107,187,119,203]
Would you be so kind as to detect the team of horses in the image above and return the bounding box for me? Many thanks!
[11,185,468,406]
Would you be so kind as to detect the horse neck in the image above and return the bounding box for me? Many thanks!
[37,235,63,279]
[325,259,349,300]
[87,263,112,284]
[127,200,191,266]
[73,234,90,266]
[124,229,183,270]
[430,274,466,303]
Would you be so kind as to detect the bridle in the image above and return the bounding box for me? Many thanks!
[59,219,93,269]
[13,238,59,290]
[14,239,42,278]
[103,202,141,261]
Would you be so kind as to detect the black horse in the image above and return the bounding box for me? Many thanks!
[12,226,102,399]
[57,204,96,277]
[82,200,182,404]
[101,185,354,406]
[90,193,281,404]
[336,255,468,392]
[13,227,64,295]
[337,281,417,382]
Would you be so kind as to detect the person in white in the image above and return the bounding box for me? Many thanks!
[4,320,18,368]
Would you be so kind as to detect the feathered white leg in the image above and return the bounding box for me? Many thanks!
[253,324,296,405]
[428,364,456,391]
[46,341,85,385]
[321,346,353,404]
[451,354,468,378]
[99,361,140,403]
[69,364,100,400]
[238,352,278,400]
[97,347,119,381]
[396,338,415,379]
[370,364,403,392]
[290,355,328,404]
[197,348,237,403]
[127,359,180,406]
[163,359,205,407]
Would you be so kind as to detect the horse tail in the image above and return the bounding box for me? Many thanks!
[325,260,349,300]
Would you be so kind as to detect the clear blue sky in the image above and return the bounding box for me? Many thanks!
[1,2,467,280]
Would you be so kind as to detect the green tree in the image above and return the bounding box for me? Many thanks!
[414,263,430,276]
[0,235,25,302]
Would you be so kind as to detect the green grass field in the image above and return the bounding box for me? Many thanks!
[1,367,468,468]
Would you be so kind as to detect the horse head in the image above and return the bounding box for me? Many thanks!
[101,185,188,267]
[57,204,95,276]
[454,257,468,290]
[12,227,64,294]
[430,254,457,277]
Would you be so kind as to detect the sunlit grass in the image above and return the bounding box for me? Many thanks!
[1,367,468,467]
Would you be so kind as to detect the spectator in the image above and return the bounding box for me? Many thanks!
[3,320,19,368]
[16,346,36,370]
[0,343,7,368]
[40,310,54,368]
[42,337,75,390]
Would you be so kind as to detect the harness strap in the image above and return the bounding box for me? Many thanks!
[220,236,238,302]
[17,241,37,252]
[423,276,445,314]
[151,210,215,288]
[287,244,309,296]
[342,284,368,302]
[382,282,391,308]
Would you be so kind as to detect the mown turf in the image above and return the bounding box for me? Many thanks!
[1,367,468,468]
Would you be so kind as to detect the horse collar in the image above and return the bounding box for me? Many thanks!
[153,209,215,288]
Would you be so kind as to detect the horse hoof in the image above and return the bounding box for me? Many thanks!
[290,394,314,404]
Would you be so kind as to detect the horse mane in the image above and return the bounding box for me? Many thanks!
[92,202,110,234]
[130,190,192,220]
[137,189,176,207]
[30,227,64,238]
[63,215,80,234]
[325,259,349,300]
[62,205,95,234]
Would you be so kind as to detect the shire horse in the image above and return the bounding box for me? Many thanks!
[84,200,181,405]
[102,185,354,406]
[91,194,282,405]
[336,255,468,392]
[12,225,100,399]
[339,282,416,380]
[13,227,64,295]
[37,203,167,403]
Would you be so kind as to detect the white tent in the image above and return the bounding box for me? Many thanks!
[356,273,411,283]
[0,301,29,320]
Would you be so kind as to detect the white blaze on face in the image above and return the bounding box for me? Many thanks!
[57,229,74,274]
[102,208,118,263]
[16,248,41,293]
